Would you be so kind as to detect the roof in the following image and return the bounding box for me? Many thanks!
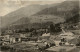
[42,33,50,36]
[68,38,78,44]
[60,32,74,36]
[10,35,20,38]
[39,36,50,40]
[60,32,75,40]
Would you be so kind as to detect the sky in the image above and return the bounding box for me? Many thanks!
[0,0,66,16]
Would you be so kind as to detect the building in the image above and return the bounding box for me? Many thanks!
[59,31,75,46]
[0,36,4,41]
[10,35,21,43]
[60,32,74,40]
[38,33,50,40]
[5,30,13,34]
[20,33,26,37]
[42,33,50,37]
[3,35,10,40]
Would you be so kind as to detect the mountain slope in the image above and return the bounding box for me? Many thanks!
[2,0,79,30]
[1,4,57,28]
[35,1,79,20]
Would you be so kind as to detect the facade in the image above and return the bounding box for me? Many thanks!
[5,30,13,34]
[60,32,74,40]
[3,35,10,40]
[10,35,21,43]
[42,33,50,37]
[38,33,50,40]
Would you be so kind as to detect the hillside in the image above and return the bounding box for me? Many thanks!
[35,1,79,20]
[32,1,79,27]
[1,4,57,28]
[2,0,80,30]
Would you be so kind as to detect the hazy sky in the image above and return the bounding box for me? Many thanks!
[0,0,66,16]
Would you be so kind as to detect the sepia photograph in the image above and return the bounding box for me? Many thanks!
[0,0,80,52]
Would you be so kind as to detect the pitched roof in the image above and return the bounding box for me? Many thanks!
[42,33,50,36]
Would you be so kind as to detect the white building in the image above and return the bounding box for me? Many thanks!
[60,32,74,40]
[10,35,21,44]
[42,33,50,37]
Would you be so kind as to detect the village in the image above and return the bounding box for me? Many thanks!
[0,24,80,52]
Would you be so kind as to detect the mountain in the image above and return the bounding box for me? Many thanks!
[1,4,58,28]
[35,1,79,20]
[1,5,44,27]
[33,1,79,24]
[2,0,79,30]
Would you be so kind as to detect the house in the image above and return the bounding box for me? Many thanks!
[0,35,10,45]
[60,28,74,40]
[38,33,50,41]
[36,28,48,33]
[20,33,33,42]
[0,41,3,45]
[21,37,28,42]
[20,33,32,38]
[3,40,10,45]
[0,36,4,45]
[10,35,21,43]
[5,30,13,34]
[28,37,38,41]
[53,36,61,46]
[59,30,75,46]
[25,33,32,37]
[3,35,10,41]
[10,36,16,43]
[60,32,74,40]
[42,33,50,37]
[68,38,78,46]
[20,33,26,37]
[37,33,51,44]
[0,36,4,41]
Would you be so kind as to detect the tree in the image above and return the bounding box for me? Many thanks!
[55,23,62,32]
[29,28,35,32]
[50,24,55,32]
[25,28,29,32]
[50,23,62,33]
